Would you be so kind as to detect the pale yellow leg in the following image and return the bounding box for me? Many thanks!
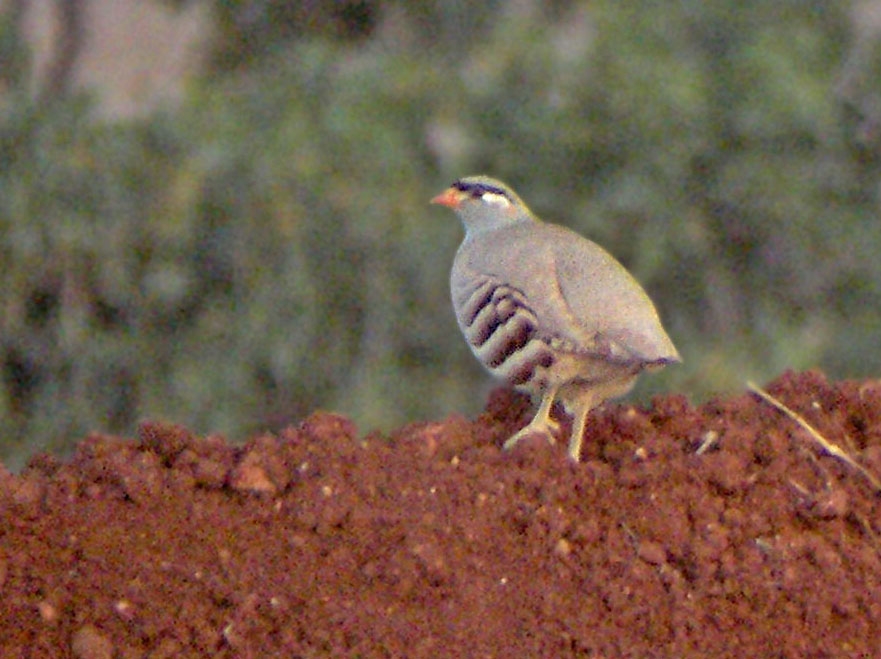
[565,376,637,462]
[503,385,560,451]
[566,391,599,463]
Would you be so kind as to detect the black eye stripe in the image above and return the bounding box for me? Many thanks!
[451,180,510,200]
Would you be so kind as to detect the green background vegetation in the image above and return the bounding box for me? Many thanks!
[2,0,880,467]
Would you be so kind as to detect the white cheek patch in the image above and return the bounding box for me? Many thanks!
[481,192,511,208]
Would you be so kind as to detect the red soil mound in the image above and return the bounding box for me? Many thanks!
[1,370,880,657]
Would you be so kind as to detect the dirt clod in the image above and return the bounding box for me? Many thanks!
[70,625,113,659]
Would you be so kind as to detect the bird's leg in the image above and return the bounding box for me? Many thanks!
[565,376,636,462]
[566,390,599,462]
[503,386,560,450]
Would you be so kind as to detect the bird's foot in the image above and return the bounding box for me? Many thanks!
[503,416,560,451]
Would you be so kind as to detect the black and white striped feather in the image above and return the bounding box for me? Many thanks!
[455,277,557,387]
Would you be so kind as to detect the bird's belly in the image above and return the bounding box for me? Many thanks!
[536,349,636,388]
[474,337,636,395]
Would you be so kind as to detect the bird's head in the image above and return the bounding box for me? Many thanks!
[431,176,533,234]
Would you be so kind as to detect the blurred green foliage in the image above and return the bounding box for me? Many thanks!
[2,0,881,467]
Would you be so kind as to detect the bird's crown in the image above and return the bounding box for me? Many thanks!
[450,176,524,209]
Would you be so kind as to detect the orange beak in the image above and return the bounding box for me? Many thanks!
[430,187,463,209]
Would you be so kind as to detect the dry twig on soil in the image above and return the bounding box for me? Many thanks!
[747,381,881,493]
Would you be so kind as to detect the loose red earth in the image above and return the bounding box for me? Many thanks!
[1,370,880,657]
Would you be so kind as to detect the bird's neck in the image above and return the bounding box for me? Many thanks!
[460,209,534,237]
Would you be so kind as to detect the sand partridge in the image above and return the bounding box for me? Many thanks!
[431,175,680,462]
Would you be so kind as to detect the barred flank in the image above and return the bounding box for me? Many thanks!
[459,279,554,386]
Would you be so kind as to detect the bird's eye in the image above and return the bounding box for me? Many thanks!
[461,183,488,198]
[451,180,511,204]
